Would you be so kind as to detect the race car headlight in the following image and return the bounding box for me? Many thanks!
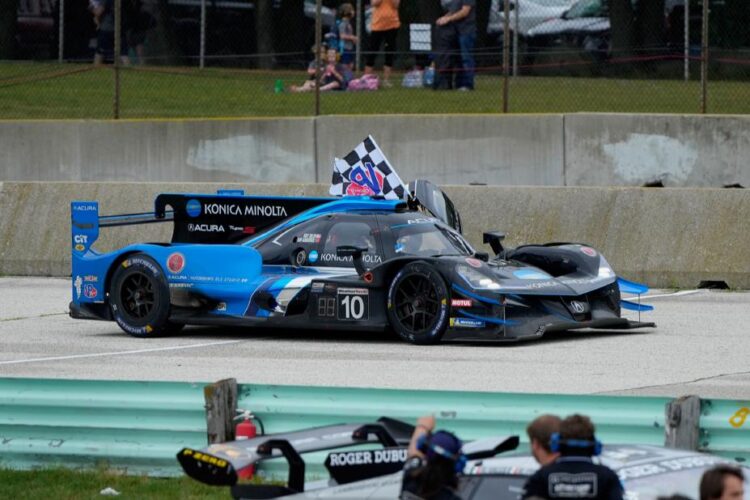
[457,265,502,290]
[598,256,615,278]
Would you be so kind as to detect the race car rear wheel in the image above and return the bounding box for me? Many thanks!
[109,253,180,337]
[387,261,449,345]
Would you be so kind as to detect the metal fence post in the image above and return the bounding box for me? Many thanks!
[355,0,362,73]
[684,0,689,81]
[204,378,238,444]
[58,0,65,63]
[512,0,519,77]
[700,0,709,114]
[113,0,121,119]
[315,0,322,116]
[665,395,701,450]
[200,0,206,69]
[502,0,510,112]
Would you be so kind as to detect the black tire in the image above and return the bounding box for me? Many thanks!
[387,261,450,345]
[109,253,178,337]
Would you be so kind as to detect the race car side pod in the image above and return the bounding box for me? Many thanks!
[617,277,654,321]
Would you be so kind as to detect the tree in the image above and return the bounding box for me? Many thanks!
[0,0,20,59]
[609,0,635,55]
[636,0,666,51]
[255,0,274,69]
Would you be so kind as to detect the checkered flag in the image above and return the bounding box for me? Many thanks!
[330,136,407,200]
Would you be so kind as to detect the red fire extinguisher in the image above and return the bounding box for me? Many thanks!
[235,409,257,479]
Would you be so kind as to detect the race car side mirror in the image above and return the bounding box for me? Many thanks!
[337,245,368,276]
[483,231,506,257]
[474,251,490,262]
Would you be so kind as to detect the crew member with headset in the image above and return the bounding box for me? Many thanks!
[522,414,624,500]
[400,415,465,500]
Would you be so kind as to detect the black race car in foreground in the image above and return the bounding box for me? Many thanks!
[71,177,654,344]
[178,419,748,499]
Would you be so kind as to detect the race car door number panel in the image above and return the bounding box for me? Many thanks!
[337,288,369,321]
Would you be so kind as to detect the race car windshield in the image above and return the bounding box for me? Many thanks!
[392,223,473,257]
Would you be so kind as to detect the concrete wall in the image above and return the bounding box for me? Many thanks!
[565,114,750,187]
[0,118,316,183]
[2,114,748,187]
[2,182,748,288]
[315,115,565,186]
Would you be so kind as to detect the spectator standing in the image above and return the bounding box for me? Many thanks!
[522,414,623,500]
[125,0,153,65]
[364,0,401,88]
[527,414,562,466]
[400,415,464,500]
[92,0,130,65]
[699,465,745,500]
[435,0,476,91]
[336,3,358,70]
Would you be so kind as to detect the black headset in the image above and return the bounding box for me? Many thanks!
[416,432,468,473]
[549,432,602,456]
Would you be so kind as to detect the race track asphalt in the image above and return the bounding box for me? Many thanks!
[1,277,748,399]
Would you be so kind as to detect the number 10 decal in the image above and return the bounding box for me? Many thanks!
[337,288,369,320]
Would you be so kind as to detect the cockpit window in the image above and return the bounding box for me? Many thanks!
[391,221,474,257]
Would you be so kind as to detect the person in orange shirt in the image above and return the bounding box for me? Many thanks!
[364,0,401,87]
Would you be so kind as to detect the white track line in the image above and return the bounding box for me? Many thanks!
[0,340,243,366]
[634,290,702,300]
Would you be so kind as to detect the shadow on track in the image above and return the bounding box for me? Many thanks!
[90,324,654,347]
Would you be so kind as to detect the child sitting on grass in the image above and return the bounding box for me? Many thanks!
[290,48,347,93]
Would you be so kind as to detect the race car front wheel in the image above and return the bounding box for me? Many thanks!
[387,261,449,345]
[109,253,182,337]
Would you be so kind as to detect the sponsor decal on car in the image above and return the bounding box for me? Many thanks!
[406,218,435,225]
[569,300,586,314]
[308,250,319,263]
[465,257,483,268]
[72,203,97,211]
[328,448,407,466]
[83,275,98,282]
[167,252,186,274]
[513,269,551,280]
[187,223,225,233]
[74,275,83,299]
[319,253,382,264]
[311,282,325,293]
[73,234,88,252]
[180,448,228,468]
[229,225,256,234]
[202,203,287,217]
[298,233,322,244]
[83,284,97,299]
[580,246,597,257]
[186,199,201,217]
[451,299,473,307]
[450,317,486,328]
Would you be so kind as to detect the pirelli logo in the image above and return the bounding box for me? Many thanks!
[181,448,228,468]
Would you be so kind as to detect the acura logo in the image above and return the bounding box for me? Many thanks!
[570,301,586,314]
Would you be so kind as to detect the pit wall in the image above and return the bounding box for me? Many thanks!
[1,182,748,288]
[1,114,748,187]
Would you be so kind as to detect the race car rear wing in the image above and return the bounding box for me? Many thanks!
[70,190,334,252]
[177,417,414,491]
[178,417,520,499]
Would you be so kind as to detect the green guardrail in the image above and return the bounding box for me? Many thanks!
[0,377,747,479]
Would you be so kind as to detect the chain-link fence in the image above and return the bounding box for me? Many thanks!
[0,0,748,119]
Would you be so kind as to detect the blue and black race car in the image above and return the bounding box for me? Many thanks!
[70,180,654,344]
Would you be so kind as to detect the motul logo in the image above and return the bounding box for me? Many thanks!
[451,299,473,307]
